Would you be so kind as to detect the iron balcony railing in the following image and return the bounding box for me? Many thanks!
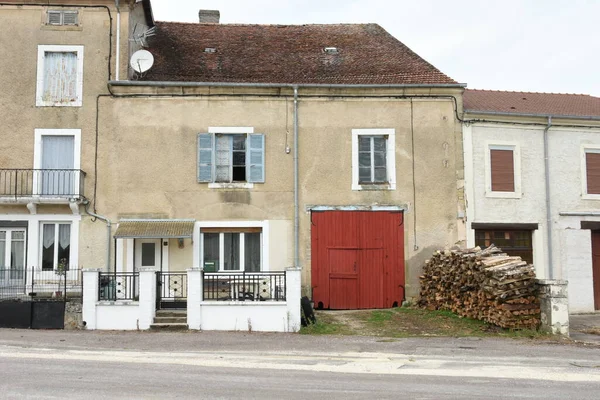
[0,169,86,199]
[203,272,286,302]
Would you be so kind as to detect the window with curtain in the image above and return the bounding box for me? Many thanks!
[197,133,265,184]
[42,223,70,271]
[358,136,387,183]
[202,229,261,271]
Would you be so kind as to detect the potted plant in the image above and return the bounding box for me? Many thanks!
[54,258,68,298]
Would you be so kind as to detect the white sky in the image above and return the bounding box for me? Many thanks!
[149,0,600,96]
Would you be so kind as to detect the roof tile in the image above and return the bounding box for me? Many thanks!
[142,22,457,85]
[464,89,600,117]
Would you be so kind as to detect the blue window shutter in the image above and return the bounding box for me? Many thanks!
[247,134,265,183]
[197,133,214,182]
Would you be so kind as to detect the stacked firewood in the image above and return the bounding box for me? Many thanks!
[418,245,540,330]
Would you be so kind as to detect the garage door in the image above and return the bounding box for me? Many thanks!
[311,211,404,310]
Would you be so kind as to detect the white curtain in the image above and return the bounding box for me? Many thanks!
[0,232,5,270]
[43,224,55,249]
[215,135,231,182]
[43,51,77,103]
[58,224,70,250]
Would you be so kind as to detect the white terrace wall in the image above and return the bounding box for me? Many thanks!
[83,268,301,332]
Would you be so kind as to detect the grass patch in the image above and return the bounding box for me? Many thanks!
[299,311,353,335]
[300,307,553,340]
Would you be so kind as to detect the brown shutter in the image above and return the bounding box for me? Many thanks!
[586,152,600,194]
[490,149,515,192]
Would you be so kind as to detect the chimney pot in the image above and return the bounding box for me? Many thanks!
[199,10,220,24]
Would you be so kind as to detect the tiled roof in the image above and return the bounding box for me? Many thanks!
[141,22,457,85]
[114,219,195,239]
[464,89,600,118]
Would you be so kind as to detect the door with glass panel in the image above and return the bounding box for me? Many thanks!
[135,239,161,271]
[41,223,71,271]
[0,229,26,283]
[40,135,75,196]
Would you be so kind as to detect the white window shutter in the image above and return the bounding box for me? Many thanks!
[63,11,78,26]
[247,134,265,183]
[197,133,214,182]
[48,11,62,25]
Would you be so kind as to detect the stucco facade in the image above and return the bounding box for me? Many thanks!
[0,1,144,275]
[464,117,600,312]
[0,1,466,306]
[100,85,465,298]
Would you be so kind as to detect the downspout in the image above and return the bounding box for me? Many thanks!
[543,116,553,279]
[83,200,112,272]
[293,86,300,269]
[114,0,121,81]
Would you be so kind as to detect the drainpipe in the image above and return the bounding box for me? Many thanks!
[543,116,553,279]
[83,200,112,272]
[293,86,300,269]
[115,0,121,81]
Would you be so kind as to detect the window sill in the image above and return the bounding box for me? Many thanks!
[582,194,600,200]
[208,182,255,189]
[352,183,395,191]
[36,101,82,107]
[485,191,521,199]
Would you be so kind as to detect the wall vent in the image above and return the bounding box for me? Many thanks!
[47,10,79,26]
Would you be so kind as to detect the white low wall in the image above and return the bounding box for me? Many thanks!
[96,302,140,330]
[200,302,289,332]
[83,268,302,332]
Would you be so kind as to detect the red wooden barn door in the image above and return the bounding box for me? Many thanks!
[311,211,404,310]
[328,249,359,309]
[592,231,600,310]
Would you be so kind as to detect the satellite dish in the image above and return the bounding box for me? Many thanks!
[130,49,154,73]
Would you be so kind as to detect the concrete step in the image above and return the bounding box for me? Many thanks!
[153,316,187,324]
[155,310,187,318]
[150,323,189,331]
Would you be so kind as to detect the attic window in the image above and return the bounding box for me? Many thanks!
[204,47,217,53]
[324,47,339,54]
[47,10,79,26]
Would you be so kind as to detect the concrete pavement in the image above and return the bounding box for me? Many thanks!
[0,329,600,399]
[570,313,600,343]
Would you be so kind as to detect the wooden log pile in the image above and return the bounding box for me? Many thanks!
[418,245,540,330]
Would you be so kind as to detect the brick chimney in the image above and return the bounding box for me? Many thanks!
[199,10,220,24]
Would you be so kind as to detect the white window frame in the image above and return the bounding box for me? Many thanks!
[39,221,75,271]
[33,129,82,197]
[194,220,269,272]
[351,128,396,191]
[0,228,27,274]
[581,144,600,200]
[36,45,84,107]
[207,127,255,188]
[484,141,521,199]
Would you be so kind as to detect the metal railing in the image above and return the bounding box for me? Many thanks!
[0,267,83,301]
[0,169,86,199]
[203,272,286,302]
[157,272,187,308]
[98,272,139,301]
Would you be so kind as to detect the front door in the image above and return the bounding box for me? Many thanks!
[41,135,75,196]
[592,231,600,310]
[0,229,26,282]
[135,239,161,272]
[328,249,358,309]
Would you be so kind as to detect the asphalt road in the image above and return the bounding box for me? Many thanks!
[1,329,599,399]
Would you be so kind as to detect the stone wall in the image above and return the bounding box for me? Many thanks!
[64,299,83,330]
